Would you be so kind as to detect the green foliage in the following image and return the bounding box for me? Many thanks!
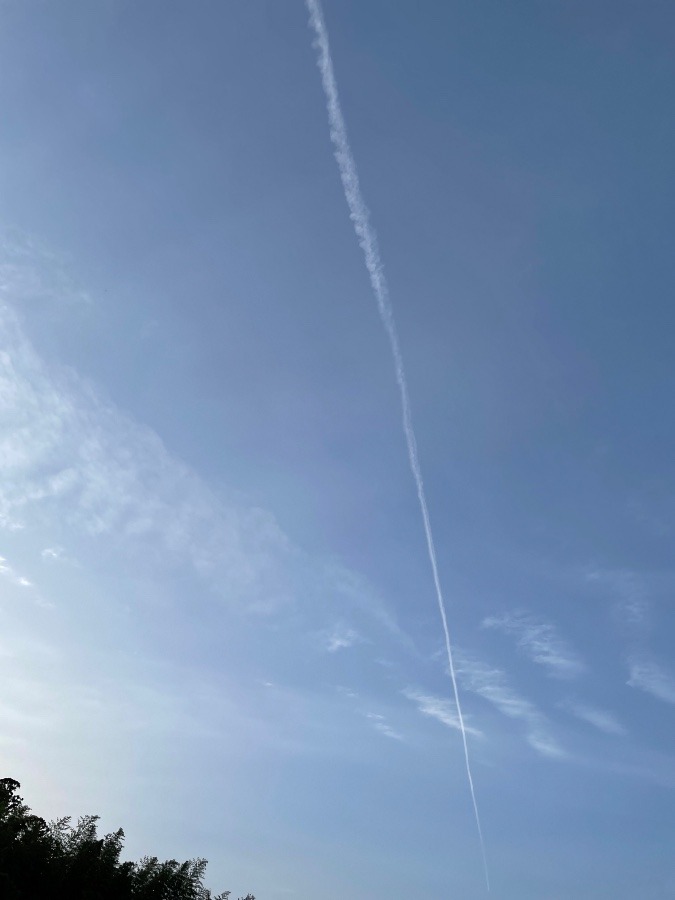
[0,778,251,900]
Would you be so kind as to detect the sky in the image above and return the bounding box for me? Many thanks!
[1,1,675,897]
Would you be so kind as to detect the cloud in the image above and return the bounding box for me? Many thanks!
[5,299,394,651]
[0,228,91,310]
[457,654,538,720]
[41,546,65,562]
[322,563,416,653]
[483,610,585,679]
[526,730,567,759]
[0,303,308,613]
[335,686,359,699]
[364,713,404,742]
[402,688,482,738]
[0,554,32,588]
[628,655,675,705]
[561,700,626,736]
[456,653,566,759]
[373,721,404,741]
[585,567,649,627]
[0,295,416,646]
[323,625,364,653]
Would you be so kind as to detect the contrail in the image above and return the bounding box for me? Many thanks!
[305,0,490,891]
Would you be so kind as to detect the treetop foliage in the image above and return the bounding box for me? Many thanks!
[0,778,254,900]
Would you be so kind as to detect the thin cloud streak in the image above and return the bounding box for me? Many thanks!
[483,611,585,680]
[628,655,675,705]
[403,688,482,738]
[456,654,567,759]
[526,731,567,760]
[305,2,489,888]
[373,721,404,741]
[561,700,626,736]
[365,713,404,742]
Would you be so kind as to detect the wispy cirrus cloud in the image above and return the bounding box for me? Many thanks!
[585,566,650,628]
[403,687,482,738]
[365,712,404,742]
[0,303,297,608]
[526,732,567,759]
[335,686,359,699]
[373,721,404,741]
[628,655,675,705]
[456,654,566,759]
[483,610,585,680]
[561,700,626,736]
[321,563,415,653]
[0,302,404,638]
[323,624,364,653]
[0,554,32,588]
[0,228,91,311]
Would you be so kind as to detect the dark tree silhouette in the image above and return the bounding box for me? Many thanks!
[0,778,254,900]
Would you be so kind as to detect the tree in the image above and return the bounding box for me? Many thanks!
[0,778,248,900]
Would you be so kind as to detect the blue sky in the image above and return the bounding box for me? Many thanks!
[1,1,675,896]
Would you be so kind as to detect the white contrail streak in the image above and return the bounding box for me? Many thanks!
[305,0,490,890]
